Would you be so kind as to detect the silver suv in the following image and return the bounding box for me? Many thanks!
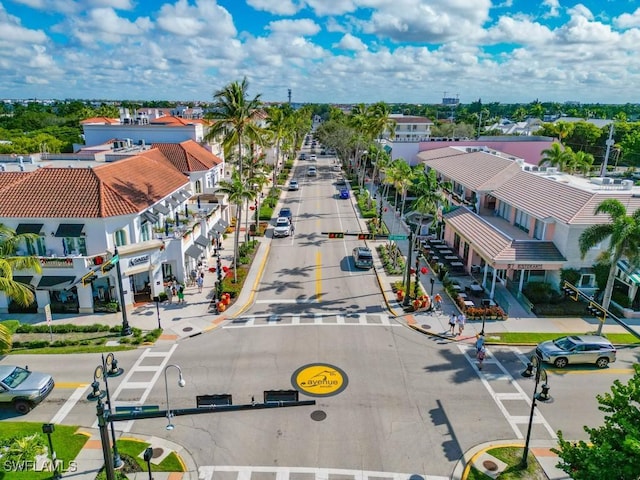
[0,365,55,414]
[536,335,616,368]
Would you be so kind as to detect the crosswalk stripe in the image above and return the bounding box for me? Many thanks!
[222,314,399,328]
[198,466,447,480]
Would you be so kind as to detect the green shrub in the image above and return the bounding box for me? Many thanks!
[221,268,249,298]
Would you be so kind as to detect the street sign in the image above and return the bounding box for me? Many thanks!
[44,304,52,325]
[388,235,408,240]
[111,254,120,264]
[115,405,159,414]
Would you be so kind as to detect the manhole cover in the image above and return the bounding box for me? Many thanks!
[421,324,431,330]
[310,410,327,421]
[483,460,498,471]
[151,447,164,459]
[182,327,193,332]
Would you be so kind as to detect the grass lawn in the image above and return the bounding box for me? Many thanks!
[0,422,88,480]
[467,446,548,479]
[116,438,184,472]
[484,331,640,346]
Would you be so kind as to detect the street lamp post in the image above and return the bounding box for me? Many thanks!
[42,423,61,480]
[153,296,161,329]
[164,364,186,430]
[88,353,125,469]
[520,354,552,469]
[143,447,154,480]
[113,247,132,336]
[403,230,414,307]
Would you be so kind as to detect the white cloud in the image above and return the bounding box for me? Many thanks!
[156,0,236,37]
[614,8,640,29]
[246,0,302,16]
[305,0,357,16]
[486,16,553,45]
[334,33,367,51]
[266,18,321,36]
[542,0,560,18]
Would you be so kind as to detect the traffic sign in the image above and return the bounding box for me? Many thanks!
[388,235,407,240]
[115,405,159,414]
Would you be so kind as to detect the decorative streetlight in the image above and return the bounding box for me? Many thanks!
[113,247,132,336]
[520,354,552,469]
[164,364,186,430]
[42,423,61,480]
[87,353,125,469]
[143,447,154,480]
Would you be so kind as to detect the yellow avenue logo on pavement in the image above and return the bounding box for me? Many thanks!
[292,363,348,397]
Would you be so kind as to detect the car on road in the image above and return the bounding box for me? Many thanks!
[299,153,306,160]
[278,207,292,221]
[0,365,55,414]
[309,154,317,161]
[307,166,317,176]
[339,188,350,199]
[336,175,346,185]
[536,335,616,368]
[333,164,341,171]
[273,217,292,237]
[288,180,299,191]
[352,246,374,269]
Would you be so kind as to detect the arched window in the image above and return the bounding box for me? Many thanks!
[195,180,202,193]
[114,229,127,247]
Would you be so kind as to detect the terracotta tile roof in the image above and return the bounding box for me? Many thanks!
[444,207,565,264]
[391,115,433,124]
[0,149,188,218]
[0,172,30,190]
[80,117,119,125]
[152,140,222,172]
[420,149,523,191]
[573,193,640,225]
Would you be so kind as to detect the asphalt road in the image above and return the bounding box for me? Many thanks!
[2,152,639,478]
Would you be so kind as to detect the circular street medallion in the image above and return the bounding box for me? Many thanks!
[291,363,348,397]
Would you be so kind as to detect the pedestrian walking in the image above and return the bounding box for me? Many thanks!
[476,345,486,369]
[456,312,466,336]
[433,293,442,311]
[475,333,485,352]
[177,284,185,304]
[196,274,204,293]
[165,284,174,304]
[448,313,456,335]
[189,269,198,287]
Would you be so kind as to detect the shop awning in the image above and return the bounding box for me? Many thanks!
[167,196,181,207]
[185,244,204,260]
[194,235,209,247]
[618,260,640,285]
[178,191,191,201]
[124,264,151,276]
[37,276,75,289]
[15,223,43,235]
[54,224,84,237]
[13,276,34,286]
[153,203,170,215]
[211,219,229,234]
[142,211,159,224]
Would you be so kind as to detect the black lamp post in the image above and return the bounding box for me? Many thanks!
[429,277,435,297]
[42,423,61,480]
[153,296,161,329]
[403,230,414,307]
[520,354,552,469]
[143,447,154,480]
[87,353,125,470]
[413,256,420,300]
[113,247,132,336]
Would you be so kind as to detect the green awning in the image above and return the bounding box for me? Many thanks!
[37,276,75,289]
[16,223,43,235]
[618,260,640,285]
[383,145,392,153]
[55,224,84,237]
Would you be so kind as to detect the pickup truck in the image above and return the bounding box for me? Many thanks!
[0,365,55,414]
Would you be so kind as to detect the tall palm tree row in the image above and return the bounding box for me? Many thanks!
[579,199,640,334]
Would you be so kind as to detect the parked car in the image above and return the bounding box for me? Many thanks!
[289,180,299,191]
[0,365,55,414]
[336,175,346,185]
[339,188,350,199]
[278,207,292,221]
[273,217,292,237]
[352,246,374,269]
[307,166,317,176]
[536,335,616,368]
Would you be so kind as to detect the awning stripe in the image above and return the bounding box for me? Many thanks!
[153,203,170,215]
[194,235,209,247]
[185,244,204,259]
[142,211,159,224]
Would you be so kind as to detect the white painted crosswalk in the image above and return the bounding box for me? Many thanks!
[199,465,448,480]
[224,313,399,328]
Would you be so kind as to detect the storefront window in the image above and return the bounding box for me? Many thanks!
[63,237,87,256]
[50,287,79,313]
[141,222,151,242]
[25,237,46,256]
[115,229,127,246]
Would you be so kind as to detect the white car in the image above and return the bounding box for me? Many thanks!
[309,154,317,161]
[289,180,299,191]
[273,217,292,237]
[307,166,317,176]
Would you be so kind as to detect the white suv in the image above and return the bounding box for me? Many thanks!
[273,217,292,237]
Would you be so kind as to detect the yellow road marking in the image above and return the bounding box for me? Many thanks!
[55,382,89,389]
[316,251,322,302]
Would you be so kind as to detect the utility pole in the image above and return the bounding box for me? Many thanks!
[599,124,615,177]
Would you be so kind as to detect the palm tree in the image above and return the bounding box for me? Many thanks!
[411,168,446,232]
[539,143,573,172]
[265,105,294,185]
[579,199,640,335]
[573,150,595,176]
[0,224,43,353]
[216,171,255,282]
[204,77,264,178]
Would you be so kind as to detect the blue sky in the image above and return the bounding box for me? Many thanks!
[1,0,639,104]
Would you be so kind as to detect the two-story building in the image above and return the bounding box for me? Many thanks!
[0,141,229,315]
[417,146,640,313]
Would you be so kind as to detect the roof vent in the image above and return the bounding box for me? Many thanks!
[621,179,634,190]
[546,167,558,174]
[591,177,604,185]
[601,177,612,185]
